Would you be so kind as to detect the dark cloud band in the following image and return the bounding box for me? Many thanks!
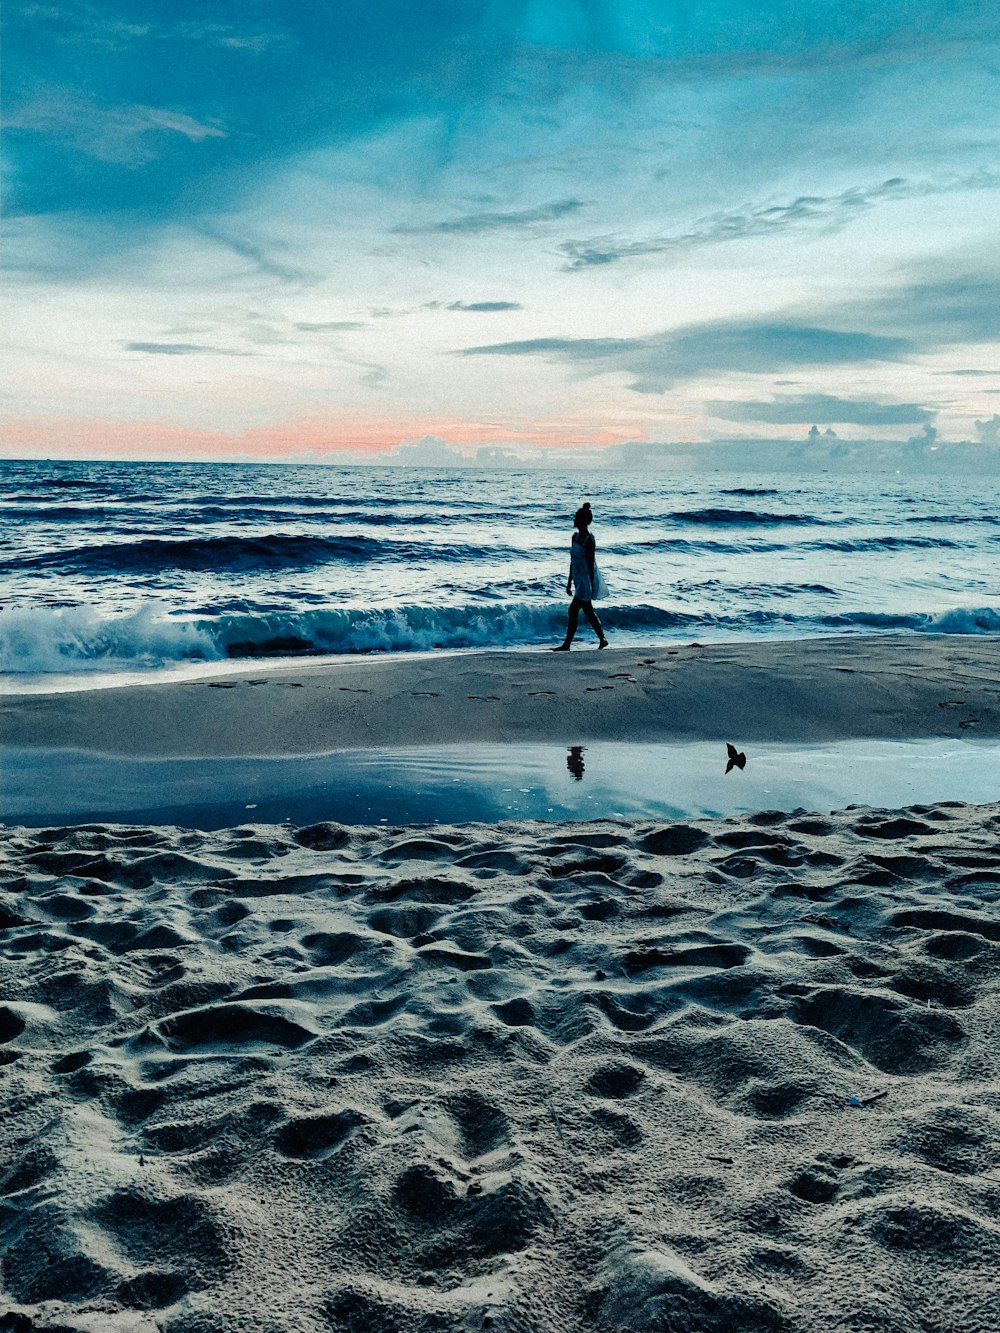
[458,322,910,391]
[707,396,934,425]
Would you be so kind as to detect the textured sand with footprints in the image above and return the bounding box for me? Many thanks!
[3,802,1000,1331]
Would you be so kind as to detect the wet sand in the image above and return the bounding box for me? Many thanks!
[3,634,1000,757]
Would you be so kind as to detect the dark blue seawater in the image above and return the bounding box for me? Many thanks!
[2,459,999,676]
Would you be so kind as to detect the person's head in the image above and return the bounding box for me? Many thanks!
[573,501,593,531]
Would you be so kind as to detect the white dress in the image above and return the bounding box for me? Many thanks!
[570,531,603,601]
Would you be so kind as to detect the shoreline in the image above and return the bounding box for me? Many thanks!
[2,633,1000,758]
[7,737,1000,832]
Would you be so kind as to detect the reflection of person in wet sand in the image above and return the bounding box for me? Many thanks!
[567,745,586,780]
[552,502,608,651]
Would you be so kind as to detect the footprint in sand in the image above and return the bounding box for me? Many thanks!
[410,691,440,697]
[959,719,980,729]
[608,673,638,682]
[528,690,557,696]
[467,694,500,701]
[585,685,615,691]
[338,687,370,693]
[938,700,966,708]
[206,682,237,689]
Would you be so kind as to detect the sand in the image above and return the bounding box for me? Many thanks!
[3,636,1000,1330]
[2,802,1000,1332]
[3,635,1000,757]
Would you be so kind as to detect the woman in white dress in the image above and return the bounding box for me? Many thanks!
[552,502,609,651]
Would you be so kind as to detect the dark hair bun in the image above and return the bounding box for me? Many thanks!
[581,502,592,514]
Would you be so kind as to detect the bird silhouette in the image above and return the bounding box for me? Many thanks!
[725,743,746,774]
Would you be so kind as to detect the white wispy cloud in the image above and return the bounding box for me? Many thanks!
[559,174,1000,269]
[7,91,226,165]
[395,198,585,235]
[126,342,253,356]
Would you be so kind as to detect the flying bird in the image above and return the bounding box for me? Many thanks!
[725,743,746,774]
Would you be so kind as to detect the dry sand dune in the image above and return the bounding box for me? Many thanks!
[3,803,1000,1331]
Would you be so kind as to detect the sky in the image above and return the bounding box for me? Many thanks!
[3,1,1000,462]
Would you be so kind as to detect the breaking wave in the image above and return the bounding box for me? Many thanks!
[3,602,1000,675]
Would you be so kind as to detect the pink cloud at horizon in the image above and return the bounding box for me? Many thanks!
[0,413,650,461]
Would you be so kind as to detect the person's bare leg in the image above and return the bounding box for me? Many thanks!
[552,598,582,650]
[582,601,608,647]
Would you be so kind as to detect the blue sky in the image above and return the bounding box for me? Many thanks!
[3,1,1000,459]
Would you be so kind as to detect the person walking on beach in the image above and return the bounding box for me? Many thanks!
[552,501,609,650]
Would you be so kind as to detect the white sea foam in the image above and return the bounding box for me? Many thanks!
[0,604,221,674]
[2,601,1000,676]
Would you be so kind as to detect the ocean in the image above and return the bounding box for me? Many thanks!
[2,457,1000,678]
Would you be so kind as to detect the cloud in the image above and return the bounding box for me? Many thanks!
[168,21,292,55]
[4,2,526,219]
[391,434,468,465]
[905,422,939,452]
[137,107,226,143]
[975,414,1000,443]
[396,198,584,236]
[458,322,910,392]
[875,274,1000,347]
[293,321,366,332]
[445,301,522,312]
[9,0,999,241]
[195,228,318,286]
[359,364,388,389]
[459,336,639,359]
[126,342,251,356]
[559,174,999,269]
[458,267,1000,391]
[706,395,934,425]
[8,0,1000,449]
[6,92,226,167]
